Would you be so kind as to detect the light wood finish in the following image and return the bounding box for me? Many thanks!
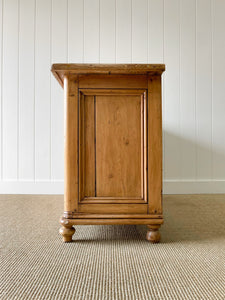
[52,63,165,73]
[96,94,142,197]
[60,217,164,226]
[146,225,161,243]
[79,92,85,200]
[148,75,163,214]
[80,197,146,204]
[64,75,79,213]
[79,89,147,202]
[51,64,165,87]
[80,89,147,95]
[78,74,148,89]
[63,214,163,219]
[78,204,147,214]
[59,217,75,242]
[53,64,165,242]
[80,94,95,198]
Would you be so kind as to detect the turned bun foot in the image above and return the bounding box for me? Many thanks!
[146,225,161,243]
[59,217,75,242]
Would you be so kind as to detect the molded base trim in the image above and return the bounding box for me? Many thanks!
[62,217,164,225]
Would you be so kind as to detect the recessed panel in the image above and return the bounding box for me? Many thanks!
[96,95,142,197]
[79,89,147,203]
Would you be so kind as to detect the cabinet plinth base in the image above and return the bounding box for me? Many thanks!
[59,215,163,242]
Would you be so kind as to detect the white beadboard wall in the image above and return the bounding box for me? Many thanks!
[0,0,225,194]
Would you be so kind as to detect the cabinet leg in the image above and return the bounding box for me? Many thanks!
[146,225,161,243]
[59,217,75,242]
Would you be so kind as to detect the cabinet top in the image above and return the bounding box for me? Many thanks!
[51,64,165,87]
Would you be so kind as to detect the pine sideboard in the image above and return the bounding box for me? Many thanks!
[51,64,165,243]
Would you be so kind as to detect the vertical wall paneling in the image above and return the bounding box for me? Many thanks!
[196,0,212,180]
[84,0,100,63]
[164,0,181,180]
[132,0,148,63]
[19,0,35,180]
[2,0,19,180]
[148,0,164,181]
[148,0,164,63]
[68,0,84,62]
[99,0,116,63]
[180,0,196,180]
[35,0,51,180]
[116,0,132,63]
[0,0,2,179]
[51,0,67,180]
[0,0,225,193]
[212,0,225,179]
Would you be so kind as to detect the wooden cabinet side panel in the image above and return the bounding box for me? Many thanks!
[148,75,163,214]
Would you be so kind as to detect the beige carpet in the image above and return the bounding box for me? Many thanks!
[0,194,225,300]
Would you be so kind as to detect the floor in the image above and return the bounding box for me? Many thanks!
[0,194,225,300]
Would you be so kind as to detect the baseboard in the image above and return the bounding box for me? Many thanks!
[0,180,64,194]
[164,180,225,194]
[0,179,224,194]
